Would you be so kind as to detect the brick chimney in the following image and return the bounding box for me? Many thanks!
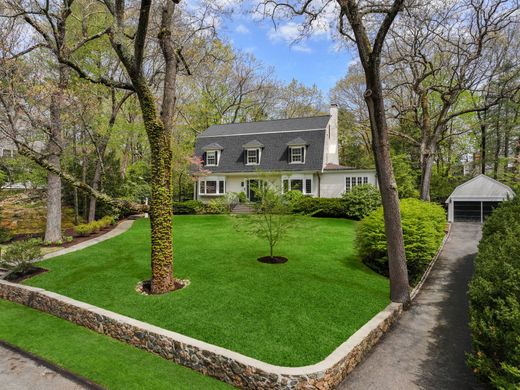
[326,104,339,165]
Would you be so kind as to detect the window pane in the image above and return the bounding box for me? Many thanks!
[291,179,303,192]
[305,179,312,194]
[357,177,363,185]
[290,147,303,163]
[363,177,368,184]
[352,178,357,188]
[346,177,351,191]
[247,149,258,164]
[219,180,225,194]
[206,151,216,165]
[200,181,205,194]
[206,181,217,194]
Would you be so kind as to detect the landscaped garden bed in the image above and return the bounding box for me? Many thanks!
[22,215,389,367]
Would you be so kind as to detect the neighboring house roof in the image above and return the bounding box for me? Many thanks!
[202,142,224,151]
[286,137,308,146]
[199,115,330,137]
[446,174,516,203]
[193,116,328,173]
[242,139,264,149]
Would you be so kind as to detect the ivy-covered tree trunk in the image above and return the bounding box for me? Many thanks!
[136,85,174,294]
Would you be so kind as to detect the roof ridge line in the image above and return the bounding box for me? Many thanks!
[208,114,330,128]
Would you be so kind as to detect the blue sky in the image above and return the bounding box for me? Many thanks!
[218,11,357,96]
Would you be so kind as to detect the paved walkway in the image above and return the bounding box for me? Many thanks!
[42,219,135,260]
[338,223,487,390]
[0,344,89,390]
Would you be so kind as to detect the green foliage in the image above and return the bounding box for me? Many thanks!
[392,154,419,198]
[0,169,7,188]
[0,207,12,244]
[235,184,295,258]
[202,198,230,214]
[73,223,94,237]
[0,239,42,276]
[238,191,247,203]
[357,198,446,284]
[283,190,305,209]
[430,172,466,203]
[342,185,381,219]
[468,197,520,388]
[292,197,347,218]
[172,200,203,215]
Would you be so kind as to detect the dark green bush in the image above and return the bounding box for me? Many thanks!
[468,197,520,388]
[0,208,12,244]
[357,198,446,285]
[173,200,203,215]
[342,184,381,219]
[292,197,347,218]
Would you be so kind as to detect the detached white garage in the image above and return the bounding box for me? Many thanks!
[446,174,516,223]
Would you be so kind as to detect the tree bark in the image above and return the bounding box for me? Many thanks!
[88,141,107,222]
[419,142,436,201]
[44,64,68,243]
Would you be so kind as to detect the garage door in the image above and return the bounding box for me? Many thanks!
[454,201,500,222]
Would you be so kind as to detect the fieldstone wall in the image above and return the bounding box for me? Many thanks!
[0,280,402,389]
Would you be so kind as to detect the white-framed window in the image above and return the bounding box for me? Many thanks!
[246,148,260,165]
[199,177,225,195]
[289,146,305,164]
[282,175,313,195]
[345,176,369,192]
[205,150,219,166]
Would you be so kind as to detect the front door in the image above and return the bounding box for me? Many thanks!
[247,179,261,202]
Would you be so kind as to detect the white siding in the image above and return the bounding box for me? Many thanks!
[319,171,377,198]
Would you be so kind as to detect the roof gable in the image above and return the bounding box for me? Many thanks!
[447,174,516,202]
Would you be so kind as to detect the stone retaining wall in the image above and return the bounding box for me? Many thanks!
[0,280,402,389]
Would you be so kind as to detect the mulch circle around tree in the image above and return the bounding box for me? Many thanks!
[257,256,288,264]
[135,278,190,295]
[4,266,48,283]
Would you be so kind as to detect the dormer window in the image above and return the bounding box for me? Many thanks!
[286,137,307,164]
[206,150,218,166]
[242,140,264,166]
[202,142,223,167]
[289,146,305,164]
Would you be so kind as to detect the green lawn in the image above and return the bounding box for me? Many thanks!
[0,300,230,389]
[25,215,389,366]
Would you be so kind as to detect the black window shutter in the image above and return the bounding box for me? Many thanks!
[256,149,260,163]
[219,181,224,194]
[305,179,312,194]
[302,147,305,163]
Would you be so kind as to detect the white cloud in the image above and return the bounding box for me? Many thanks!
[292,44,312,53]
[235,24,250,34]
[267,22,301,43]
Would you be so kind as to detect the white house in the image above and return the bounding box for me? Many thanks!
[192,104,377,202]
[446,174,516,223]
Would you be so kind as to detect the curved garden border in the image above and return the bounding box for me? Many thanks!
[0,223,452,389]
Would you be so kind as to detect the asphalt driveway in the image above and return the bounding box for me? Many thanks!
[338,223,487,390]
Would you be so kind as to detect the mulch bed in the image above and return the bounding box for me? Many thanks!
[136,278,190,295]
[257,256,288,264]
[3,266,48,283]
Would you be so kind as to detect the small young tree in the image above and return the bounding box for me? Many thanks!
[236,180,295,263]
[0,239,42,278]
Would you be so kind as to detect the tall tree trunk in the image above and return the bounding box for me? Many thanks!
[419,142,436,201]
[88,141,108,222]
[44,65,67,243]
[365,67,410,304]
[480,121,487,174]
[493,104,501,179]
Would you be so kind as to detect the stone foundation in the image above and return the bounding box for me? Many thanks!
[0,280,402,389]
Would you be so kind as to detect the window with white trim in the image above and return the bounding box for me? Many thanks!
[205,150,218,166]
[282,175,313,195]
[289,146,305,164]
[246,148,260,165]
[199,178,225,195]
[345,176,369,192]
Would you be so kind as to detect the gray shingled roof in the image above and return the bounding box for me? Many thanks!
[446,174,516,202]
[286,137,308,146]
[242,140,264,148]
[199,115,330,137]
[201,142,224,151]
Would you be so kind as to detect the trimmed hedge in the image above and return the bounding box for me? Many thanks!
[357,198,446,285]
[342,184,381,220]
[292,197,347,218]
[73,216,117,237]
[468,197,520,388]
[173,200,203,215]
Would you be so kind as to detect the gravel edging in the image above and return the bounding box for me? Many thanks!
[0,339,104,390]
[0,223,452,389]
